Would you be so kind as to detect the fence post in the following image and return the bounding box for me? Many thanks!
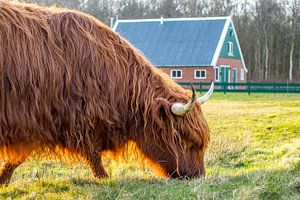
[287,80,289,94]
[248,82,251,95]
[200,82,203,94]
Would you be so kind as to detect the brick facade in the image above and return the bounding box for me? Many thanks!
[158,58,247,85]
[159,67,215,83]
[217,58,247,83]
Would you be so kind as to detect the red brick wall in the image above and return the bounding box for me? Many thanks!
[158,67,215,83]
[217,58,247,83]
[157,58,247,86]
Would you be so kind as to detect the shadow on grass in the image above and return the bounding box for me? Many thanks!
[69,162,299,199]
[0,163,299,199]
[0,188,27,199]
[71,178,100,186]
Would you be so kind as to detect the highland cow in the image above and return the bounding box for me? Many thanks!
[0,0,213,184]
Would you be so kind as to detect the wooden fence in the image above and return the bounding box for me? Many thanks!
[177,82,300,94]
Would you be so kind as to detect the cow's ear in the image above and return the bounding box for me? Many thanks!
[152,97,169,107]
[151,98,172,128]
[151,97,172,115]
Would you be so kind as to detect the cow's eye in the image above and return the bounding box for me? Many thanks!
[191,143,201,150]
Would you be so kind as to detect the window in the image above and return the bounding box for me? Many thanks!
[194,69,206,79]
[215,67,219,81]
[170,69,182,79]
[240,69,245,81]
[228,42,233,56]
[229,30,234,36]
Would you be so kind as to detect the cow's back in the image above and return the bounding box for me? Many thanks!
[0,1,128,147]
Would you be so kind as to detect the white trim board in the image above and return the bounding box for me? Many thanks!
[115,16,229,24]
[211,16,231,67]
[220,65,230,68]
[112,20,119,31]
[113,16,229,31]
[211,18,248,73]
[233,68,238,83]
[230,21,248,73]
[214,66,220,82]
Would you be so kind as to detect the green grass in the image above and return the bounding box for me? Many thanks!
[1,93,299,199]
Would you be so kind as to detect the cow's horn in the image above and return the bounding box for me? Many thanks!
[171,85,196,116]
[197,82,214,104]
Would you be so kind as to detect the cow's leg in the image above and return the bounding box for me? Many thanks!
[85,152,108,179]
[0,145,33,185]
[0,162,22,185]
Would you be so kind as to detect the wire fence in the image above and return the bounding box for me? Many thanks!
[177,82,300,94]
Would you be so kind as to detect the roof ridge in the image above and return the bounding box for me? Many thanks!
[116,16,231,23]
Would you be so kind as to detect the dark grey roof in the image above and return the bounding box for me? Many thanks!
[114,18,227,67]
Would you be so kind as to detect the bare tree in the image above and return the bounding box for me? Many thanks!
[26,0,82,9]
[287,0,300,82]
[83,0,115,24]
[22,0,300,83]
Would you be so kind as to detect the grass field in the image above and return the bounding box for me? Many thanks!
[0,93,299,199]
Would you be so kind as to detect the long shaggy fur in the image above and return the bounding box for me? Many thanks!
[0,0,210,179]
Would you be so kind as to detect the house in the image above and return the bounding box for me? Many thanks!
[113,16,247,85]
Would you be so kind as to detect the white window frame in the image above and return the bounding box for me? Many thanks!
[228,42,234,56]
[214,66,220,82]
[233,68,238,83]
[194,69,206,79]
[170,69,183,79]
[240,69,245,81]
[233,68,238,90]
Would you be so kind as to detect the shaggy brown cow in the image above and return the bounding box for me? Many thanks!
[0,0,213,184]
